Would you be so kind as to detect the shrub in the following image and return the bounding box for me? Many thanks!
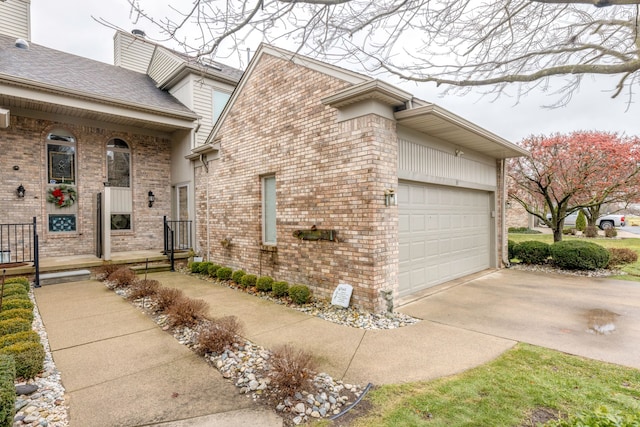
[0,319,31,337]
[550,240,610,270]
[126,279,160,301]
[231,270,246,284]
[289,285,311,304]
[4,277,30,292]
[0,330,40,349]
[546,406,640,427]
[240,274,257,289]
[0,355,16,427]
[1,293,29,302]
[507,240,518,261]
[216,267,233,281]
[196,316,244,355]
[106,267,137,289]
[197,262,213,275]
[605,227,618,238]
[562,227,574,235]
[1,283,27,298]
[575,210,587,232]
[513,241,550,265]
[268,344,316,400]
[256,276,274,292]
[165,296,210,328]
[607,248,638,267]
[0,341,45,379]
[94,264,121,281]
[0,309,33,323]
[584,225,599,238]
[153,287,184,313]
[272,281,289,298]
[0,298,33,311]
[207,264,222,277]
[190,261,202,273]
[507,227,541,234]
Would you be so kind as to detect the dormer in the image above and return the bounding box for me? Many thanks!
[0,0,31,41]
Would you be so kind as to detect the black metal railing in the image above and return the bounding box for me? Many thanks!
[163,216,192,271]
[0,217,39,287]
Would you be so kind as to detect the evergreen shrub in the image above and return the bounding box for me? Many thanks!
[0,308,33,323]
[216,267,233,281]
[288,285,311,304]
[0,341,45,379]
[0,355,15,427]
[256,276,274,292]
[0,319,31,337]
[513,240,550,265]
[272,281,289,298]
[0,330,40,350]
[550,240,609,270]
[240,274,257,288]
[231,270,246,284]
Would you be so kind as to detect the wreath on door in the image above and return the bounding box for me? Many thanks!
[47,184,77,208]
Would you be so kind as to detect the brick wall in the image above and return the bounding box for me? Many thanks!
[196,54,399,312]
[0,115,172,257]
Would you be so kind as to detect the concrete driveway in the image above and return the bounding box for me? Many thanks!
[399,268,640,370]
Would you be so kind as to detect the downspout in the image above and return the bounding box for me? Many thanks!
[203,155,210,261]
[500,158,510,268]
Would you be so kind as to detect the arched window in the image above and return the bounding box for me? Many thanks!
[106,138,130,188]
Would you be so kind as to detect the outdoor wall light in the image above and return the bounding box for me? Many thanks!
[16,184,25,198]
[455,149,464,157]
[148,191,155,208]
[384,189,397,207]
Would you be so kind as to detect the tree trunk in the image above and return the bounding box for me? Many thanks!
[553,227,563,242]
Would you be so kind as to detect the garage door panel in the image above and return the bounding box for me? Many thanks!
[399,181,492,297]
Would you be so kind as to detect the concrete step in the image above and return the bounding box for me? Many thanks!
[131,264,173,274]
[39,269,92,286]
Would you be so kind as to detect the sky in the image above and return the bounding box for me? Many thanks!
[29,0,640,143]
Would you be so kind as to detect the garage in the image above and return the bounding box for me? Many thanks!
[398,181,493,298]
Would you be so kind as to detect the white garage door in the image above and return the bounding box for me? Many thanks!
[398,181,492,298]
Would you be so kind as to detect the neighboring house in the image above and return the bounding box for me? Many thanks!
[0,0,241,260]
[191,45,528,312]
[0,0,528,312]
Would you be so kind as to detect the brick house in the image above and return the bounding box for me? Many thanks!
[0,0,240,260]
[191,45,528,312]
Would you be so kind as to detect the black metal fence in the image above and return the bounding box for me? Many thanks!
[163,216,192,271]
[0,217,39,287]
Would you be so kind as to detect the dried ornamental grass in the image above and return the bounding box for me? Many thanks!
[165,296,210,327]
[127,279,160,301]
[268,344,316,400]
[196,316,244,355]
[153,287,185,313]
[106,267,137,289]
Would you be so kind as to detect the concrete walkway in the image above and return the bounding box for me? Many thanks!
[34,268,640,426]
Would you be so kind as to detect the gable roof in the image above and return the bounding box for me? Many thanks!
[0,34,198,131]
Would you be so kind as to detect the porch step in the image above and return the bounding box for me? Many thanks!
[131,263,173,274]
[39,269,92,286]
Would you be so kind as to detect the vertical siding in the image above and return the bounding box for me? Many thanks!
[111,188,132,213]
[192,78,235,147]
[0,0,30,40]
[113,31,155,73]
[398,138,496,188]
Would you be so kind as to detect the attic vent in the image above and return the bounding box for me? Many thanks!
[14,39,29,49]
[131,29,146,38]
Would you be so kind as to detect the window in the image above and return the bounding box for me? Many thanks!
[106,138,130,188]
[212,89,231,124]
[47,129,77,233]
[262,175,276,245]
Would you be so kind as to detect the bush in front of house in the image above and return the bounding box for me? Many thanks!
[0,355,16,427]
[0,298,33,312]
[584,225,599,238]
[207,264,222,277]
[190,261,202,273]
[1,283,28,298]
[0,341,45,379]
[256,276,274,292]
[197,262,213,275]
[4,277,30,292]
[153,287,184,313]
[1,293,29,302]
[231,270,246,284]
[94,264,121,281]
[196,316,244,355]
[0,308,33,323]
[508,240,518,261]
[507,227,541,234]
[126,279,160,301]
[605,227,618,238]
[0,330,40,350]
[288,285,311,305]
[550,240,610,270]
[268,344,316,400]
[165,296,210,327]
[106,267,137,289]
[240,274,257,289]
[272,281,289,298]
[0,319,31,337]
[607,248,638,268]
[513,240,550,265]
[216,267,233,281]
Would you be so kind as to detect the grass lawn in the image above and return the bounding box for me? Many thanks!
[336,344,640,427]
[508,232,640,282]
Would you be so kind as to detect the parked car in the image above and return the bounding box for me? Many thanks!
[547,212,625,230]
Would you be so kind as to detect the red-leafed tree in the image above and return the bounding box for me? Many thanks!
[508,131,640,242]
